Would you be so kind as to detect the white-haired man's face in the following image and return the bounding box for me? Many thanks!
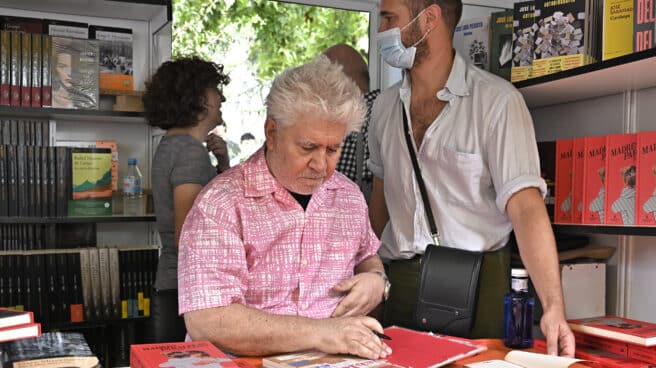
[265,118,345,195]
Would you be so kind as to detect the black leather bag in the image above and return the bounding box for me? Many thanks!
[399,103,484,338]
[414,244,483,337]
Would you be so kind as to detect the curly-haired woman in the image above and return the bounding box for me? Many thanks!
[142,57,230,342]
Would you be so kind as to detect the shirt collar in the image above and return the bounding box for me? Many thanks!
[242,147,345,199]
[399,50,470,102]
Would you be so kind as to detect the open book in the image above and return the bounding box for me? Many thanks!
[465,350,583,368]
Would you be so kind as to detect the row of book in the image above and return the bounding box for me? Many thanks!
[533,315,656,367]
[0,119,52,147]
[0,246,158,329]
[0,308,40,344]
[456,1,655,83]
[0,223,96,252]
[0,143,117,218]
[0,15,134,110]
[553,132,656,226]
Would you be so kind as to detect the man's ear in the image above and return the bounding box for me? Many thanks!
[423,3,443,32]
[264,118,277,150]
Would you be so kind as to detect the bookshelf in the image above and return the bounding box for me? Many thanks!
[553,224,656,236]
[0,1,171,366]
[517,48,656,108]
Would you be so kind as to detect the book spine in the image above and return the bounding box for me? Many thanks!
[31,34,42,107]
[89,247,102,321]
[108,247,121,319]
[628,344,656,365]
[575,331,629,357]
[78,248,93,322]
[68,252,83,323]
[0,31,10,105]
[0,145,7,217]
[20,32,31,107]
[16,145,28,217]
[41,35,51,107]
[9,32,20,106]
[98,247,111,320]
[26,145,35,217]
[6,145,17,217]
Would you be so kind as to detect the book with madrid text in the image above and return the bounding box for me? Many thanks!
[571,138,585,223]
[636,131,656,225]
[582,135,607,224]
[554,139,573,223]
[568,315,656,346]
[604,133,637,225]
[130,340,238,368]
[264,326,486,368]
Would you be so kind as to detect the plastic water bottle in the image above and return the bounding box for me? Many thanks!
[503,268,535,349]
[123,158,144,215]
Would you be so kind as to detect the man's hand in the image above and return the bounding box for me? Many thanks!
[540,307,576,357]
[331,272,384,318]
[206,133,230,173]
[313,316,391,360]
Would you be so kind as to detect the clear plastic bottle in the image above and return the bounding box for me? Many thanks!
[123,157,144,215]
[503,268,535,349]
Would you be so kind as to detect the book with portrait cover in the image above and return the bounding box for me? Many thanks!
[89,25,134,91]
[568,316,656,346]
[554,139,573,223]
[636,131,656,225]
[0,331,98,368]
[582,135,607,225]
[571,138,585,223]
[131,340,238,368]
[50,37,99,110]
[604,133,637,225]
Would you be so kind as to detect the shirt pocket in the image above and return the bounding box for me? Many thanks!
[425,146,490,207]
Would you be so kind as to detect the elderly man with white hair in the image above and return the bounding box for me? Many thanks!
[177,55,391,360]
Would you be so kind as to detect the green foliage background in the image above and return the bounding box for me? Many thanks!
[173,0,370,83]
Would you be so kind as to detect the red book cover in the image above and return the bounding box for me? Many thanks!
[628,344,656,365]
[605,134,637,225]
[131,341,239,368]
[575,345,651,368]
[0,322,41,343]
[555,139,573,223]
[572,138,585,223]
[583,135,607,224]
[383,326,487,368]
[636,131,656,225]
[0,309,34,329]
[568,316,656,346]
[574,331,628,357]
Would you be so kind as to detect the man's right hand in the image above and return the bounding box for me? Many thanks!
[312,316,392,360]
[206,133,230,173]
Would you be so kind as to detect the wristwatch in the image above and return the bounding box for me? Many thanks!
[371,271,391,301]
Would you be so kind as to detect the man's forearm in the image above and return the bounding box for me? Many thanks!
[355,255,385,274]
[370,177,389,238]
[185,304,322,356]
[507,189,565,313]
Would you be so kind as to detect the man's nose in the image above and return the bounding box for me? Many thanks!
[308,150,327,173]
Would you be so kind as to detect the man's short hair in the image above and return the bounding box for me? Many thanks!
[405,0,462,36]
[266,55,365,134]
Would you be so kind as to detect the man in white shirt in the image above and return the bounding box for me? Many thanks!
[368,0,575,357]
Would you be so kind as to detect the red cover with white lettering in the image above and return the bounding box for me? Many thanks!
[636,131,656,225]
[130,341,239,368]
[572,138,585,223]
[383,326,487,368]
[605,133,637,225]
[555,139,574,223]
[582,135,608,224]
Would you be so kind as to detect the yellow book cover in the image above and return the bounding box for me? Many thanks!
[603,0,634,60]
[71,147,112,200]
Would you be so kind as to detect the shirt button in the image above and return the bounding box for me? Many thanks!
[301,259,308,267]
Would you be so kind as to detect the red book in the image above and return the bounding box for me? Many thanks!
[636,131,656,225]
[604,133,637,225]
[0,322,41,343]
[574,331,628,357]
[628,344,656,365]
[571,138,585,223]
[582,135,607,224]
[131,340,239,368]
[575,345,651,368]
[568,316,656,346]
[383,326,487,367]
[0,308,33,329]
[555,139,574,223]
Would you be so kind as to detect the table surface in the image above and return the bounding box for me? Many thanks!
[230,339,589,368]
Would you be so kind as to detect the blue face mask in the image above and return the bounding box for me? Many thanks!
[376,9,430,69]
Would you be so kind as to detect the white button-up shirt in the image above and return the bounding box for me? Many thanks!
[368,52,546,261]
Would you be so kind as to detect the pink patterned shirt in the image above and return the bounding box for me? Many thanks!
[178,148,380,318]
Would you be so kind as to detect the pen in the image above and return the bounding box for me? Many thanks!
[374,331,392,340]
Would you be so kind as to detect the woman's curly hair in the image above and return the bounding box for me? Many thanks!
[143,57,230,130]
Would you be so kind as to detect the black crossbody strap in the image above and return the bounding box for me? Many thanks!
[401,102,441,246]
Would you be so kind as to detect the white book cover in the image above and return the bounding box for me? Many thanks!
[453,16,491,70]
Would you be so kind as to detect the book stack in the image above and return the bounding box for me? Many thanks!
[534,315,656,368]
[0,308,40,343]
[0,331,98,368]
